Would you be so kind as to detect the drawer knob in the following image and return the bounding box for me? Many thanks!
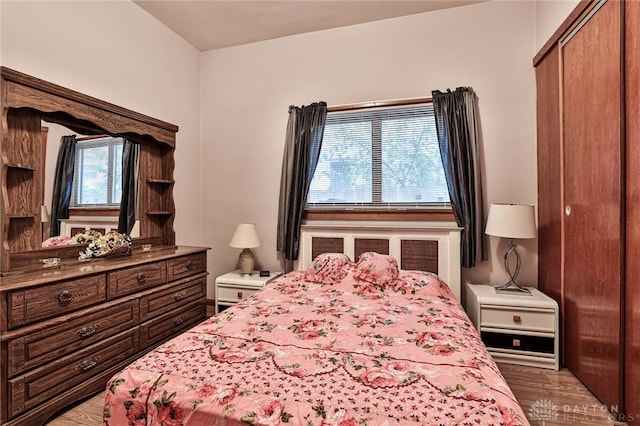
[172,291,186,302]
[137,273,147,284]
[237,291,243,299]
[78,356,98,371]
[512,315,522,323]
[513,339,521,347]
[76,324,99,338]
[173,316,184,326]
[58,290,73,304]
[186,260,194,270]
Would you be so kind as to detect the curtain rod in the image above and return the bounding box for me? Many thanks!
[328,96,432,112]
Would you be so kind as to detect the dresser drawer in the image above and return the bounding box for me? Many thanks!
[481,305,555,332]
[8,274,106,329]
[140,276,206,321]
[140,300,206,349]
[108,261,167,299]
[7,299,139,378]
[167,252,207,281]
[217,285,259,303]
[8,328,138,419]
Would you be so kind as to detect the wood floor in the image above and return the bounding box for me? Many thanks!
[499,364,617,426]
[46,363,613,425]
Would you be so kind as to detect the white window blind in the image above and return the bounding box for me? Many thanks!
[71,137,123,208]
[307,103,450,209]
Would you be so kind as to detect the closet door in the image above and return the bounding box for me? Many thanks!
[535,44,562,304]
[561,0,622,409]
[625,0,640,418]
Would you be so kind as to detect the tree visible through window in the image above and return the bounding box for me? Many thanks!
[71,137,123,207]
[306,102,449,209]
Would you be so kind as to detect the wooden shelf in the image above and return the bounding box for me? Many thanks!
[8,214,37,219]
[146,211,172,215]
[147,179,174,184]
[6,163,36,171]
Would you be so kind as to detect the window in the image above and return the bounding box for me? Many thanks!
[71,137,123,208]
[306,102,450,210]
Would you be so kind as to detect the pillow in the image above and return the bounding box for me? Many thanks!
[305,253,351,284]
[353,252,400,288]
[42,235,71,247]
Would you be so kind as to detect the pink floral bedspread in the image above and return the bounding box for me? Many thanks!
[104,266,528,425]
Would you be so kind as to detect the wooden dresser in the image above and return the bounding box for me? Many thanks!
[0,245,208,425]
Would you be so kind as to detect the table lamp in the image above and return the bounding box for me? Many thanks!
[229,223,262,275]
[485,203,536,294]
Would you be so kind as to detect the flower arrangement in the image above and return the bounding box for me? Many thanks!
[73,230,132,260]
[70,229,104,245]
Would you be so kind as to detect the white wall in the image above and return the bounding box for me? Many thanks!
[0,1,203,248]
[201,0,541,290]
[535,0,580,52]
[1,0,582,299]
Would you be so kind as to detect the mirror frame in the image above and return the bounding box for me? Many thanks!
[1,67,178,272]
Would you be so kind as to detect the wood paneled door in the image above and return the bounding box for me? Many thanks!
[561,0,623,411]
[624,0,640,419]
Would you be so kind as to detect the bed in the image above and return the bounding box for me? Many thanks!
[103,243,528,425]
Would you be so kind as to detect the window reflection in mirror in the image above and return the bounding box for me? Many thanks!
[43,121,139,242]
[71,136,124,207]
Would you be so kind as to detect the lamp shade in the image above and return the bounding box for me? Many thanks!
[485,203,536,239]
[229,223,262,249]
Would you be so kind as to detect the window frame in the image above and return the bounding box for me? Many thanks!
[304,97,453,221]
[70,136,124,209]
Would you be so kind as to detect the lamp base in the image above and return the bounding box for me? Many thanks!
[495,240,532,295]
[238,248,255,275]
[494,283,532,295]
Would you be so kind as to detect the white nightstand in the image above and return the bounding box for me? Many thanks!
[214,270,281,313]
[465,283,559,370]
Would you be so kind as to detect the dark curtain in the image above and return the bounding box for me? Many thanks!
[50,135,77,237]
[432,87,486,268]
[277,102,327,270]
[118,139,139,235]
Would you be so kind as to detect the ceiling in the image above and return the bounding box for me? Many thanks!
[133,1,486,51]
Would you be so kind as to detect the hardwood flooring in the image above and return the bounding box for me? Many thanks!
[46,363,613,425]
[499,363,617,425]
[47,393,104,426]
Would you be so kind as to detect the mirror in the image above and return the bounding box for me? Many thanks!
[41,121,140,243]
[1,66,177,272]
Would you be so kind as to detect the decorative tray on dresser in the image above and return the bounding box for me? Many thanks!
[0,245,209,426]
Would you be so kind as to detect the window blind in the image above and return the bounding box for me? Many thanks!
[71,137,124,207]
[307,103,450,209]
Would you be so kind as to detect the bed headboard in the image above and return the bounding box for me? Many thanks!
[297,221,462,300]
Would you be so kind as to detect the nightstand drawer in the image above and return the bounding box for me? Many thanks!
[481,306,555,332]
[217,286,259,302]
[481,331,555,354]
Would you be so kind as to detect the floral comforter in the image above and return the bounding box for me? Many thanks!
[104,256,528,426]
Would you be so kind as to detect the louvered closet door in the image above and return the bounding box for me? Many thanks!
[561,0,623,410]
